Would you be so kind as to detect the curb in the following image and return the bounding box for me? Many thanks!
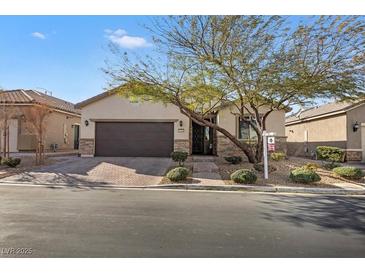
[154,184,365,195]
[0,180,364,195]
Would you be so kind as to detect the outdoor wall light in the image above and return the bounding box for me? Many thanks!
[84,120,89,127]
[179,120,183,127]
[353,121,359,132]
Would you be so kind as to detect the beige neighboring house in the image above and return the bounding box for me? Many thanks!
[0,89,81,153]
[285,100,365,162]
[75,90,287,158]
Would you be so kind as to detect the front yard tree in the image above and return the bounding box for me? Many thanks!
[22,104,52,165]
[105,16,365,163]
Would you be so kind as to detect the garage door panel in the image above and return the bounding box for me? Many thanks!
[95,122,174,157]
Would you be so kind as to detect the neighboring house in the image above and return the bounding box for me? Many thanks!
[285,100,365,162]
[76,90,287,158]
[0,89,81,152]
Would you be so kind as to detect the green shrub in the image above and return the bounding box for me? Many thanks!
[253,163,277,173]
[1,157,21,168]
[170,151,188,166]
[322,162,341,170]
[230,169,257,184]
[332,166,364,180]
[316,146,345,163]
[166,167,189,181]
[270,152,286,161]
[302,163,321,171]
[289,167,321,183]
[224,156,242,164]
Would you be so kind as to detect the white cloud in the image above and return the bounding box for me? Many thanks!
[31,32,46,40]
[105,28,151,49]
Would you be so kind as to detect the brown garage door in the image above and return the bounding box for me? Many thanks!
[95,122,174,157]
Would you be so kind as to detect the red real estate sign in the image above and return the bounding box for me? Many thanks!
[267,136,275,152]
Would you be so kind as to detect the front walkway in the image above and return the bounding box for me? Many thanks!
[191,156,224,185]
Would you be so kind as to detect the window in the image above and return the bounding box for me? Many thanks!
[238,116,258,141]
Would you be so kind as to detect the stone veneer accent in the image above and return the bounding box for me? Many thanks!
[216,135,287,159]
[79,138,95,156]
[217,135,247,159]
[345,150,362,161]
[174,139,190,153]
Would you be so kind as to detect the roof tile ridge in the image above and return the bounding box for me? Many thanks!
[21,89,34,102]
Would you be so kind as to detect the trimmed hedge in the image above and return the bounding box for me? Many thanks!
[1,157,21,168]
[230,169,257,184]
[224,156,242,164]
[171,151,188,166]
[316,146,344,163]
[166,167,189,181]
[289,167,321,183]
[333,166,364,180]
[270,152,286,161]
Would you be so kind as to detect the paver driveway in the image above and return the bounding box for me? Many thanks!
[1,156,172,187]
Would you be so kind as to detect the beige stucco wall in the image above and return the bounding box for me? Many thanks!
[18,106,80,151]
[346,104,365,150]
[80,94,190,141]
[285,114,348,156]
[0,105,80,152]
[42,111,80,150]
[216,105,286,137]
[286,114,347,143]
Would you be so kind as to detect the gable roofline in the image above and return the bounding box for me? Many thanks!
[75,90,117,109]
[76,88,292,114]
[0,89,81,116]
[285,100,365,126]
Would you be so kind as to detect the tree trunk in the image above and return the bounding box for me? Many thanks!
[176,102,258,163]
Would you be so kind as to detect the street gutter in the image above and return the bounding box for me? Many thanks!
[0,181,364,195]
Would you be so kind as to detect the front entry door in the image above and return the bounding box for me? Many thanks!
[73,125,80,150]
[192,121,214,155]
[192,122,204,154]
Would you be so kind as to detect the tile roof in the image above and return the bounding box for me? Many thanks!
[0,89,81,115]
[285,100,365,124]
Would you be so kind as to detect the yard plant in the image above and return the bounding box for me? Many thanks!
[270,152,286,161]
[166,167,189,181]
[170,151,188,166]
[1,157,21,168]
[289,167,321,183]
[333,166,364,180]
[316,146,345,163]
[302,162,321,171]
[230,169,257,184]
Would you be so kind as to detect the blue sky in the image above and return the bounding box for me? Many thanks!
[0,16,155,103]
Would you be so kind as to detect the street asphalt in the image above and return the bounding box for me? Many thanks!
[0,185,365,257]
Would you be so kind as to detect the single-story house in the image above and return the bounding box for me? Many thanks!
[285,100,365,162]
[0,89,81,152]
[76,90,287,158]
